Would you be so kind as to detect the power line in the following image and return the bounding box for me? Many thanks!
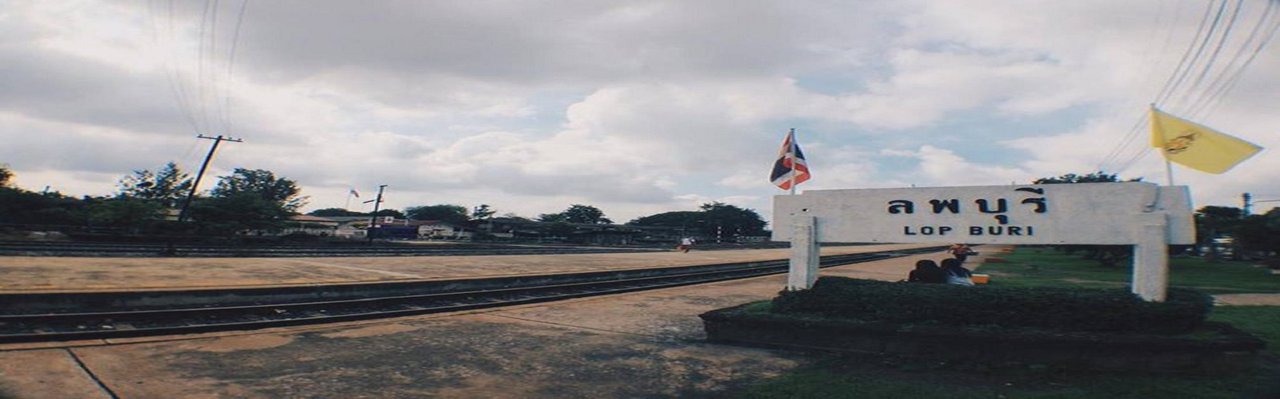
[1173,0,1244,110]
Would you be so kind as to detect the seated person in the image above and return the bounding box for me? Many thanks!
[940,258,974,286]
[907,259,946,284]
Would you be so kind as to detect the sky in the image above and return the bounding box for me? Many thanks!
[2,0,1278,226]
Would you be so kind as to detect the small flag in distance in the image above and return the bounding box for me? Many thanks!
[1150,107,1263,174]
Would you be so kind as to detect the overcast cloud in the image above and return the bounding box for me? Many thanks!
[2,0,1277,226]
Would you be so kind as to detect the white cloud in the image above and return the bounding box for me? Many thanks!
[2,0,1277,223]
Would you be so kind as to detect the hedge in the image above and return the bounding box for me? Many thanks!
[771,277,1212,334]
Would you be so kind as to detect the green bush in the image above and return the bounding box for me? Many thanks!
[771,277,1212,334]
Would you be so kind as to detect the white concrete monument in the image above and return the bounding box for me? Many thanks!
[773,182,1195,301]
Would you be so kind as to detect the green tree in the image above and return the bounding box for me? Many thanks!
[628,211,701,231]
[537,213,568,223]
[1196,206,1245,260]
[0,187,87,225]
[308,208,366,217]
[117,162,192,207]
[472,204,496,221]
[629,203,768,240]
[0,164,11,187]
[188,168,307,235]
[407,204,470,225]
[561,204,612,224]
[1235,208,1280,256]
[699,202,767,238]
[210,168,308,212]
[372,209,406,219]
[85,197,163,233]
[1033,171,1138,184]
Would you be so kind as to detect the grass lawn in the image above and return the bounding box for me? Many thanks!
[728,247,1280,399]
[975,246,1280,294]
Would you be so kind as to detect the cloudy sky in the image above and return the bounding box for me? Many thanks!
[2,0,1277,225]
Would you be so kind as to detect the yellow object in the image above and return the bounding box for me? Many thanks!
[1150,107,1262,174]
[971,274,990,284]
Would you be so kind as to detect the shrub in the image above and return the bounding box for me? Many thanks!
[771,277,1212,334]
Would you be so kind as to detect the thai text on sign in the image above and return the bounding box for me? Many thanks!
[772,182,1194,245]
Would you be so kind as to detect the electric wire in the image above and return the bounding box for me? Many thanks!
[1093,1,1183,173]
[1096,0,1278,176]
[1095,0,1218,173]
[1194,1,1280,118]
[1172,0,1244,110]
[196,0,214,136]
[222,1,249,137]
[1186,0,1276,116]
[1151,0,1221,106]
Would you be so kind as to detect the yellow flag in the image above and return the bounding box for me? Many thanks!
[1150,108,1262,174]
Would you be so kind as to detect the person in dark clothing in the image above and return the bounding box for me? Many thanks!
[940,257,974,286]
[907,259,946,284]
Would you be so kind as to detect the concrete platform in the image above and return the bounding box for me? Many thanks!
[0,244,937,293]
[0,247,990,398]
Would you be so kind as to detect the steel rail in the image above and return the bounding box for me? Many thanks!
[0,248,942,343]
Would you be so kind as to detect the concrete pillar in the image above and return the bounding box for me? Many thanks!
[787,216,819,290]
[1132,212,1169,302]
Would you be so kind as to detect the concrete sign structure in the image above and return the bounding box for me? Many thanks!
[773,182,1195,301]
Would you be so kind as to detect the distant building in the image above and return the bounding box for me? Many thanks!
[281,215,340,236]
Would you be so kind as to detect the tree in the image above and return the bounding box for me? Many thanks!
[1033,171,1137,184]
[1196,206,1245,260]
[472,204,496,221]
[372,209,406,219]
[85,197,163,233]
[0,187,87,225]
[117,162,193,207]
[699,202,767,238]
[0,164,11,187]
[189,168,307,235]
[1235,208,1280,257]
[628,211,701,228]
[308,208,367,217]
[406,204,469,225]
[189,193,292,235]
[210,168,307,212]
[562,204,612,224]
[537,213,568,223]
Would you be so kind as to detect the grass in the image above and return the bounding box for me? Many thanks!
[729,247,1280,399]
[977,246,1280,294]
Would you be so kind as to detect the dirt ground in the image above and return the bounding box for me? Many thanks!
[0,245,955,398]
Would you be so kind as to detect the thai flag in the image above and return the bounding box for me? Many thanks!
[770,129,810,190]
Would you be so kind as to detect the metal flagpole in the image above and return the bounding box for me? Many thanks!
[788,128,797,195]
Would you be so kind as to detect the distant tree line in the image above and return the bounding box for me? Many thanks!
[0,162,305,238]
[1,162,772,242]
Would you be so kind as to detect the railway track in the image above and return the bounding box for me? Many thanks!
[0,246,944,344]
[0,240,660,257]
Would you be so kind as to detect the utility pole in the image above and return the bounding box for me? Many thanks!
[364,185,387,243]
[177,135,242,222]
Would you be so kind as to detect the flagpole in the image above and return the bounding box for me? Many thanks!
[1151,104,1175,186]
[345,189,354,210]
[788,128,797,195]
